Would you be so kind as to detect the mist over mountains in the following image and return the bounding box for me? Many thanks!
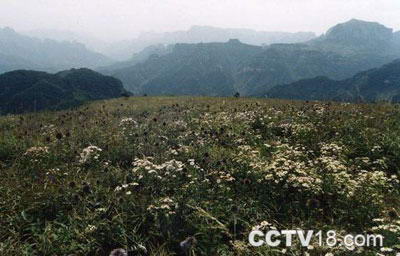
[310,19,395,54]
[104,26,316,60]
[98,44,174,75]
[20,26,316,61]
[109,40,263,96]
[0,27,112,74]
[24,29,108,54]
[1,18,400,113]
[103,19,400,98]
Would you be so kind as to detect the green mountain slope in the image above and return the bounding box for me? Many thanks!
[112,40,263,96]
[236,43,385,95]
[267,59,400,102]
[0,68,128,114]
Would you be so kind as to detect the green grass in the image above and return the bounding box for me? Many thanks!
[0,96,399,255]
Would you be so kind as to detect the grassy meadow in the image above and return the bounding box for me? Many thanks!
[0,97,400,255]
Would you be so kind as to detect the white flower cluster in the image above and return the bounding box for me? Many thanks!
[172,120,188,130]
[147,197,177,215]
[236,142,399,200]
[251,220,277,231]
[119,117,138,127]
[132,158,187,182]
[114,182,139,194]
[133,158,185,173]
[240,143,323,192]
[79,145,102,164]
[119,118,138,136]
[371,218,400,233]
[40,124,56,136]
[24,146,49,157]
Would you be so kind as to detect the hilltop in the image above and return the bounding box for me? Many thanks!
[309,19,396,55]
[0,68,128,114]
[267,59,400,102]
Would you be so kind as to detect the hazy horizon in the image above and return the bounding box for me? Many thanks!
[1,0,399,43]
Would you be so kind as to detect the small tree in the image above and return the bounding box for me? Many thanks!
[234,92,240,98]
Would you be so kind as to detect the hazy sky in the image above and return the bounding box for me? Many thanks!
[1,0,399,41]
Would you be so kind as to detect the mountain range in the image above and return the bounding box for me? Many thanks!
[0,27,112,74]
[24,29,109,55]
[1,19,400,112]
[98,44,174,75]
[0,68,128,114]
[267,59,400,103]
[107,40,263,96]
[103,19,400,97]
[104,26,316,60]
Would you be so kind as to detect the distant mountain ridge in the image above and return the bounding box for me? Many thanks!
[23,28,108,54]
[267,59,400,102]
[98,44,173,75]
[0,68,128,114]
[103,19,400,97]
[0,27,112,74]
[0,53,39,72]
[105,25,316,60]
[235,43,386,95]
[2,19,399,105]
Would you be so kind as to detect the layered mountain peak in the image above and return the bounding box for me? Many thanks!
[305,19,399,57]
[315,19,393,53]
[325,19,392,41]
